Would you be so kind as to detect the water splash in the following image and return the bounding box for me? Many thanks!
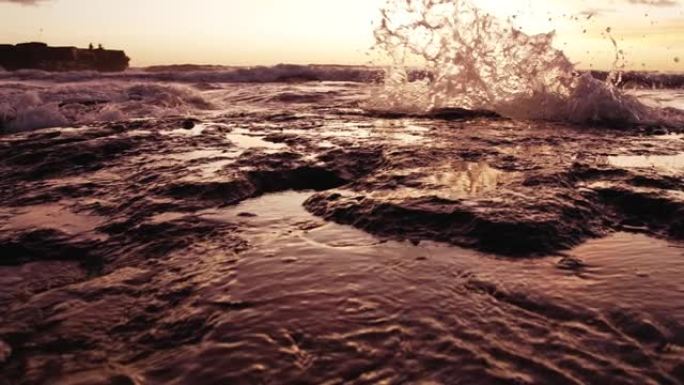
[367,0,682,127]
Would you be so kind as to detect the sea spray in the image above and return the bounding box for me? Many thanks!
[367,0,681,127]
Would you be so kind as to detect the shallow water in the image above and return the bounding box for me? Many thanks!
[3,1,684,381]
[15,190,683,385]
[2,66,684,133]
[212,190,684,321]
[1,78,684,384]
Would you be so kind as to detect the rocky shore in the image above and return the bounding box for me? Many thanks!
[0,82,683,384]
[0,43,129,72]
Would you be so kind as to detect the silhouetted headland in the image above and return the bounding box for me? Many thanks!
[0,42,129,72]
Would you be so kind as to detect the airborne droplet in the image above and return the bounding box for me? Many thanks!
[369,0,659,124]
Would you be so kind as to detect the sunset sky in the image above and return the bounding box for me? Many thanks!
[0,0,682,71]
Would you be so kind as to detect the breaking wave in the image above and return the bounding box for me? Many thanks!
[0,64,382,85]
[0,82,214,132]
[0,64,681,89]
[367,0,684,127]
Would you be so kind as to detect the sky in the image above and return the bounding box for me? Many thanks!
[0,0,682,71]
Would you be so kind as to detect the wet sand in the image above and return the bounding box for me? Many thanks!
[1,82,683,385]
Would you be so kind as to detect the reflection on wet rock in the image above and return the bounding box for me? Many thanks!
[0,82,683,384]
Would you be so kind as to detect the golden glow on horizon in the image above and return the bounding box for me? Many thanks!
[0,0,682,71]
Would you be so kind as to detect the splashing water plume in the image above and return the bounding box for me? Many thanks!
[369,0,680,126]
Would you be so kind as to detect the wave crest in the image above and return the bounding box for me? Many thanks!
[0,82,214,132]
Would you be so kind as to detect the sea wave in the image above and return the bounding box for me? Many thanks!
[0,82,214,132]
[0,64,382,85]
[2,38,684,132]
[0,63,681,88]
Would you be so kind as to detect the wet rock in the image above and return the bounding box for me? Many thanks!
[232,148,382,195]
[181,119,197,130]
[159,162,349,207]
[608,309,668,346]
[363,107,501,120]
[0,82,683,385]
[428,107,502,120]
[53,372,141,385]
[304,192,604,256]
[0,229,102,269]
[596,185,684,239]
[316,147,384,181]
[671,363,684,383]
[629,175,682,190]
[104,217,246,258]
[109,375,138,385]
[556,256,587,271]
[0,117,9,133]
[296,220,325,231]
[566,163,630,183]
[160,179,257,205]
[263,133,310,147]
[2,134,140,181]
[138,313,210,349]
[110,124,127,133]
[270,91,330,103]
[247,166,348,192]
[0,339,11,363]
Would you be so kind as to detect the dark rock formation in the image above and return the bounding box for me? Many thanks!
[0,89,683,385]
[0,42,129,72]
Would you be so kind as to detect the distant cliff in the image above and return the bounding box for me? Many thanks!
[0,42,129,72]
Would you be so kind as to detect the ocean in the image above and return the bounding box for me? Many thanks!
[1,65,683,133]
[1,0,684,384]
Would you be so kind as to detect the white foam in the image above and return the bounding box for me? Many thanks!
[0,81,215,132]
[368,0,684,127]
[0,64,380,84]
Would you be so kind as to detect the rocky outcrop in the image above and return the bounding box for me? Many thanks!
[0,42,129,72]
